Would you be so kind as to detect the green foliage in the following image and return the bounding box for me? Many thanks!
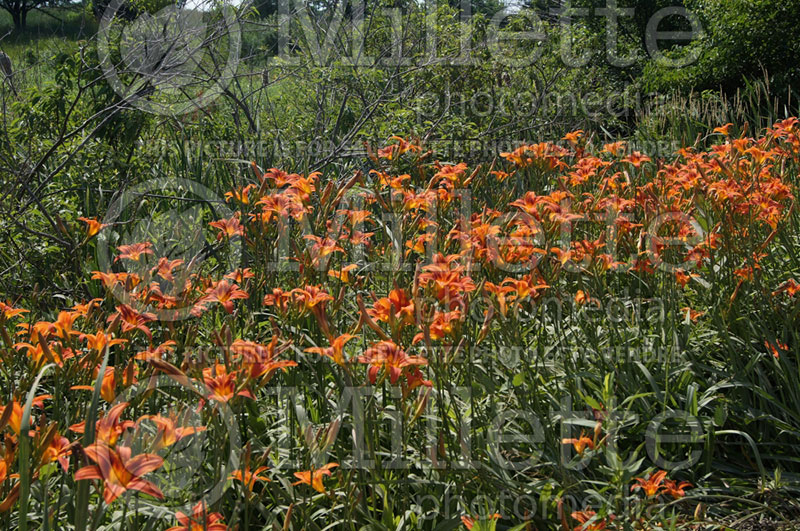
[642,0,800,94]
[90,0,177,22]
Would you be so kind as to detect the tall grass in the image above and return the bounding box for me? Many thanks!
[633,76,799,148]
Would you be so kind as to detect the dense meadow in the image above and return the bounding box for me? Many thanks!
[2,1,800,530]
[2,120,800,529]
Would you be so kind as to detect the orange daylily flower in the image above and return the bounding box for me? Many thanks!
[80,329,127,353]
[116,242,154,262]
[108,304,155,339]
[418,255,476,305]
[377,136,419,160]
[167,501,228,531]
[571,510,614,531]
[72,367,118,403]
[765,339,788,359]
[15,320,56,344]
[0,301,28,321]
[713,123,733,136]
[304,235,344,261]
[202,364,253,403]
[405,233,435,255]
[328,264,358,283]
[562,129,584,144]
[229,464,270,491]
[138,413,206,451]
[773,279,800,297]
[291,285,333,311]
[53,311,82,339]
[209,216,245,240]
[500,145,531,167]
[435,162,468,184]
[461,513,501,529]
[404,367,433,397]
[541,202,582,226]
[504,275,548,301]
[0,458,10,483]
[602,141,626,156]
[77,217,109,237]
[305,334,356,365]
[69,402,134,446]
[562,431,595,456]
[91,271,140,290]
[292,462,338,493]
[224,184,255,205]
[674,269,699,288]
[289,174,317,199]
[631,469,668,497]
[151,257,185,282]
[489,169,512,182]
[370,169,410,189]
[662,478,693,499]
[1,400,25,435]
[681,307,705,323]
[357,341,427,384]
[412,309,462,344]
[98,367,118,403]
[368,289,415,327]
[563,421,603,457]
[261,168,300,187]
[195,280,248,314]
[263,288,291,312]
[75,443,164,504]
[13,340,65,366]
[484,282,515,317]
[255,191,308,222]
[224,268,255,284]
[134,340,178,361]
[40,432,71,471]
[229,338,298,381]
[623,151,651,167]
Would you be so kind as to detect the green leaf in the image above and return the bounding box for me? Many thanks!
[74,345,112,531]
[19,363,56,531]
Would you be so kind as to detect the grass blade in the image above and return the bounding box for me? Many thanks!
[18,363,56,531]
[73,345,111,531]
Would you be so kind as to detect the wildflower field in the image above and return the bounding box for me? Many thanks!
[2,0,800,529]
[3,117,800,530]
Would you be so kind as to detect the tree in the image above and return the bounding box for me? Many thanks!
[0,0,45,28]
[448,0,504,17]
[254,0,277,17]
[0,0,84,29]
